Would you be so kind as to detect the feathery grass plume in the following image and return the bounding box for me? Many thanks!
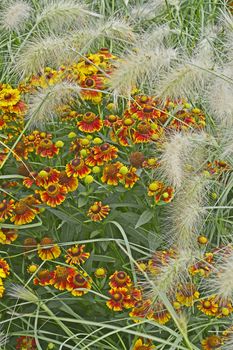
[15,35,75,77]
[166,175,208,251]
[130,0,166,21]
[205,248,233,303]
[27,82,81,129]
[0,0,32,32]
[156,37,216,100]
[222,333,233,350]
[160,132,209,188]
[160,133,193,189]
[96,17,136,42]
[36,0,100,33]
[206,64,233,127]
[143,249,196,299]
[109,28,177,97]
[8,284,39,303]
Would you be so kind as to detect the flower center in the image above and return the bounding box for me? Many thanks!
[14,202,28,214]
[4,93,12,100]
[105,164,118,177]
[100,143,110,152]
[203,300,211,309]
[83,112,96,123]
[72,158,82,167]
[38,270,50,279]
[47,184,59,195]
[137,123,150,134]
[108,115,117,122]
[85,78,95,87]
[0,203,7,211]
[40,237,53,246]
[112,292,122,301]
[71,246,81,255]
[91,204,101,213]
[39,138,53,149]
[74,274,86,285]
[208,336,221,348]
[143,106,153,113]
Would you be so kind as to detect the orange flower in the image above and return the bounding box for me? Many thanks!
[50,266,73,290]
[37,237,61,260]
[40,183,67,207]
[77,112,103,133]
[129,299,153,321]
[91,143,118,165]
[33,269,54,286]
[133,122,155,143]
[59,171,79,192]
[0,199,15,220]
[11,198,39,225]
[101,162,123,186]
[36,138,59,158]
[80,75,104,104]
[176,283,200,307]
[118,167,139,189]
[155,186,174,204]
[132,339,155,350]
[0,228,18,245]
[109,271,132,290]
[65,244,90,265]
[0,278,5,298]
[36,167,60,187]
[16,336,36,350]
[201,335,222,350]
[151,301,171,324]
[0,258,10,278]
[67,269,92,296]
[87,201,110,221]
[197,297,219,316]
[106,288,132,311]
[66,158,91,178]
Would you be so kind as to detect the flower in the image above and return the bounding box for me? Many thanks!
[77,112,103,133]
[35,167,60,187]
[101,162,123,186]
[23,237,37,253]
[94,267,107,278]
[118,167,139,188]
[37,237,61,260]
[0,199,15,221]
[0,278,5,298]
[106,288,133,311]
[151,301,171,324]
[16,336,36,350]
[129,151,145,168]
[40,183,67,207]
[0,228,18,245]
[66,157,91,178]
[201,335,222,350]
[58,171,79,192]
[80,75,104,104]
[11,198,39,225]
[36,138,59,158]
[0,87,20,107]
[0,258,10,278]
[197,297,219,316]
[109,271,132,290]
[129,299,153,320]
[132,339,155,350]
[33,269,54,286]
[87,201,110,222]
[50,266,73,290]
[65,245,90,265]
[91,143,118,165]
[67,269,92,296]
[133,122,155,143]
[176,283,200,307]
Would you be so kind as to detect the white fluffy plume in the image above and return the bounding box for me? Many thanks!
[130,0,166,21]
[206,64,233,127]
[156,37,216,100]
[110,28,177,96]
[8,284,39,303]
[160,132,208,188]
[27,82,81,128]
[206,248,233,303]
[36,0,100,32]
[0,0,32,32]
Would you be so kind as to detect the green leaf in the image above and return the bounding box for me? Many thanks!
[135,209,154,229]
